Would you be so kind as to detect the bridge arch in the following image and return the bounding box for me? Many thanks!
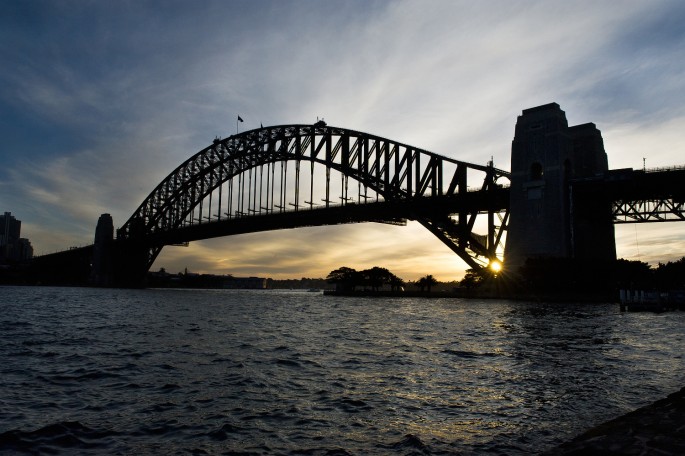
[116,124,510,281]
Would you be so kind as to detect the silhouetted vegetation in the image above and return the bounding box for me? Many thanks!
[326,266,361,291]
[147,268,332,290]
[7,254,683,300]
[415,274,438,292]
[266,277,331,290]
[326,266,404,292]
[516,257,685,297]
[147,268,235,288]
[458,269,483,289]
[654,257,685,290]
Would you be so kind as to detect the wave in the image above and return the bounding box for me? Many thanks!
[380,433,430,453]
[443,349,501,358]
[0,421,118,454]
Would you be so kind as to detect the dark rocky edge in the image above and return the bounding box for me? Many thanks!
[543,387,685,455]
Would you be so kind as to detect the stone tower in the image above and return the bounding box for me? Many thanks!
[505,103,616,271]
[91,213,114,286]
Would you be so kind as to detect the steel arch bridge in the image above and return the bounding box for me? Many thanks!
[115,124,510,283]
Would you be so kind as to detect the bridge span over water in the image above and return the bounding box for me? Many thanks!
[31,104,685,287]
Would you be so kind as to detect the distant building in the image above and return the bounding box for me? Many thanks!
[0,212,33,263]
[223,276,267,289]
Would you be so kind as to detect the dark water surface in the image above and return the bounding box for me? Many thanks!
[1,286,683,455]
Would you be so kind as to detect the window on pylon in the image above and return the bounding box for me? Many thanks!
[530,162,543,180]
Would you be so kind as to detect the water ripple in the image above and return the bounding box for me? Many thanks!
[1,287,684,454]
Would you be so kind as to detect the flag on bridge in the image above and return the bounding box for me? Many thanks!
[238,115,244,122]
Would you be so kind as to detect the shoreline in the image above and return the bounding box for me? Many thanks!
[324,290,685,308]
[542,387,685,455]
[323,289,618,303]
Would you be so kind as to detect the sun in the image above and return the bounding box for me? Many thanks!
[489,260,502,273]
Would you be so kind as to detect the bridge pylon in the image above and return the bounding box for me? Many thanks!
[90,213,114,286]
[505,103,616,272]
[111,218,151,288]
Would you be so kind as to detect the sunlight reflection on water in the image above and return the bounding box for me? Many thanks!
[0,287,683,454]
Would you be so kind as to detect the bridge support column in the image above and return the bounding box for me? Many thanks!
[505,103,616,273]
[110,241,150,288]
[92,213,150,287]
[109,216,150,288]
[91,213,114,286]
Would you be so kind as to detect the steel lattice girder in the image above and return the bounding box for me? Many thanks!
[613,198,685,223]
[117,125,510,271]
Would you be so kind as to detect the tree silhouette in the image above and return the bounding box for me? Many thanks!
[416,274,438,292]
[389,273,405,291]
[326,266,360,291]
[362,266,400,291]
[361,267,385,291]
[459,269,483,289]
[425,274,437,292]
[655,257,685,290]
[327,266,405,292]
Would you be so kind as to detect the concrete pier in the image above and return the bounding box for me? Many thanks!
[544,387,685,455]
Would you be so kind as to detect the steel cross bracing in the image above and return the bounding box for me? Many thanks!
[117,124,510,272]
[605,167,685,224]
[613,199,685,223]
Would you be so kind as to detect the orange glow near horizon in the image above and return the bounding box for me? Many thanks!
[150,222,475,282]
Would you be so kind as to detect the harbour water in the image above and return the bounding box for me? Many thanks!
[1,286,683,454]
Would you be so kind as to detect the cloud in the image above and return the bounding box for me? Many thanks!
[603,115,685,170]
[615,223,685,265]
[2,0,685,280]
[153,222,469,281]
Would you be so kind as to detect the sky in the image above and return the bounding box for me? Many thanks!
[1,0,684,281]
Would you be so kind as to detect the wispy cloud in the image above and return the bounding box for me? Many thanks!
[154,222,467,281]
[2,0,684,280]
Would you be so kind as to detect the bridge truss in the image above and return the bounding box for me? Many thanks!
[613,199,685,223]
[117,124,510,276]
[607,167,685,223]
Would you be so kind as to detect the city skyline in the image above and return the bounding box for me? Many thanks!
[2,1,685,280]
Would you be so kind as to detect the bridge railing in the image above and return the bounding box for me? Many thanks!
[644,165,685,173]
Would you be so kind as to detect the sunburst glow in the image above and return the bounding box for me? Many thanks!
[489,260,503,273]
